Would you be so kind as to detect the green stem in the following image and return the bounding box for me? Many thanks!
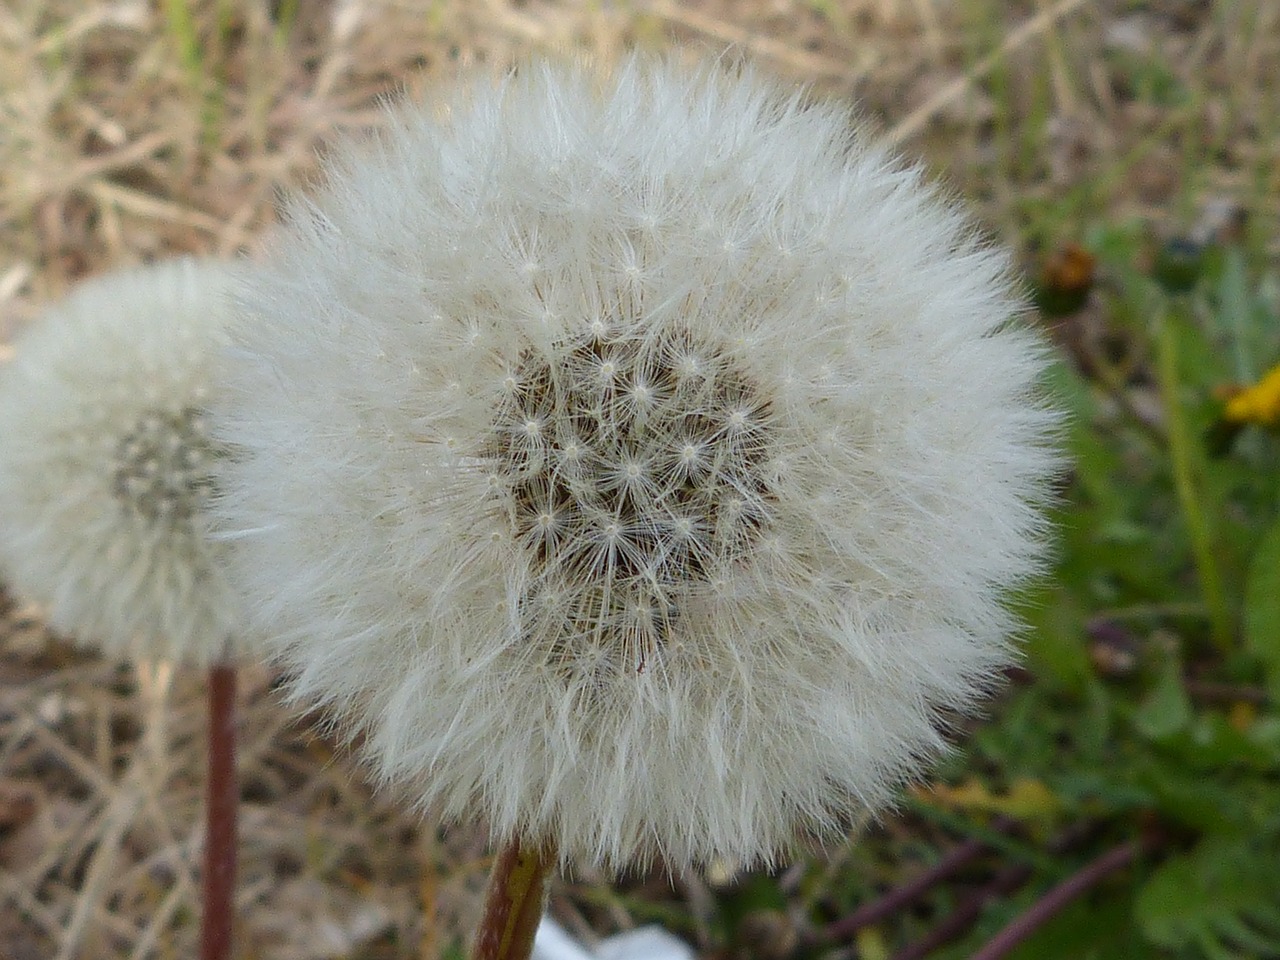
[1094,601,1209,622]
[1154,302,1232,652]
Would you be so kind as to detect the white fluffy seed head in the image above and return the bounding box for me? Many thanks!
[213,57,1061,872]
[0,258,243,665]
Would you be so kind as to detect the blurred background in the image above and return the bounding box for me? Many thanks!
[1,1,1278,958]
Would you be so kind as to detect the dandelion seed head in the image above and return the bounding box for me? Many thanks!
[213,57,1060,871]
[0,258,243,664]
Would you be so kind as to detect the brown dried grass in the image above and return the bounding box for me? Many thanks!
[1,1,1276,957]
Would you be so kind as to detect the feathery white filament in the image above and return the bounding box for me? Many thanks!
[0,258,242,665]
[213,57,1060,871]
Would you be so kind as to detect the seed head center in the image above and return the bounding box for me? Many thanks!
[486,326,775,662]
[112,406,218,523]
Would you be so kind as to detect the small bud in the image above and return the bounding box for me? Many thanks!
[1153,237,1206,294]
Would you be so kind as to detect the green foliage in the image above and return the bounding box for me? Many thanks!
[1245,518,1280,701]
[809,233,1280,960]
[1015,235,1280,956]
[1137,835,1280,960]
[1132,658,1192,739]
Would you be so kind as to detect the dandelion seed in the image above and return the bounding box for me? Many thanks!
[213,56,1060,899]
[0,259,241,664]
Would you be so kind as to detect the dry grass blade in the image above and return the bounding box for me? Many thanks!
[55,787,141,960]
[1,1,1276,957]
[887,0,1092,145]
[644,0,876,81]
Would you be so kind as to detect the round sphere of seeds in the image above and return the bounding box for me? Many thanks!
[214,58,1060,871]
[0,258,241,665]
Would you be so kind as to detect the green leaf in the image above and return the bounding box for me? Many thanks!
[1214,246,1258,383]
[1042,357,1100,425]
[716,871,787,943]
[1133,762,1252,832]
[1153,712,1280,773]
[1136,835,1280,957]
[1245,516,1280,701]
[1133,661,1192,741]
[1022,587,1092,692]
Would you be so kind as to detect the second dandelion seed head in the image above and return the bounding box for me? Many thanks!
[113,404,220,523]
[0,258,242,665]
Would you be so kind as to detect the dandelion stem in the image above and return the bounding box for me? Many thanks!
[891,859,1034,960]
[201,662,237,960]
[469,838,554,960]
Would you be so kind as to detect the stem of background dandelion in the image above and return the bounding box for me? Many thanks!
[1153,300,1232,651]
[201,661,237,960]
[468,839,554,960]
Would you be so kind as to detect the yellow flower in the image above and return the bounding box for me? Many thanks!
[1223,363,1280,428]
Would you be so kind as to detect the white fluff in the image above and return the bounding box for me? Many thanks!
[0,258,243,665]
[213,58,1060,872]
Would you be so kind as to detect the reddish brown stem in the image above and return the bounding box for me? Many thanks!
[968,840,1140,960]
[201,663,237,960]
[470,838,554,960]
[891,820,1097,960]
[891,860,1033,960]
[824,817,1016,941]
